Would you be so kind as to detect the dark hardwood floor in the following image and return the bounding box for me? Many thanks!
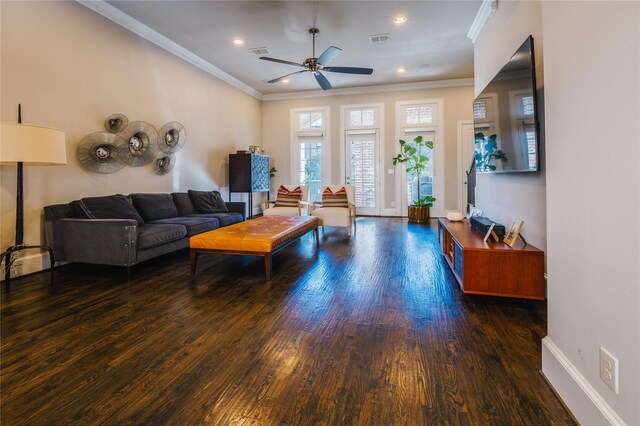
[1,217,575,425]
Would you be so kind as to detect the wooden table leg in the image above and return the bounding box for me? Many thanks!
[190,249,198,275]
[264,253,272,281]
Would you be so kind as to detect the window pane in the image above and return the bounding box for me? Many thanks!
[350,138,376,208]
[349,110,361,127]
[473,100,487,120]
[418,106,432,123]
[361,109,374,126]
[405,106,419,124]
[310,112,322,128]
[299,142,322,202]
[299,113,310,129]
[521,95,535,116]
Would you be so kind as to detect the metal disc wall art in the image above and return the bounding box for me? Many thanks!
[118,121,159,167]
[153,152,175,175]
[158,121,186,153]
[77,132,131,174]
[104,113,129,133]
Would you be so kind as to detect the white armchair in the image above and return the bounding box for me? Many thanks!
[263,185,310,216]
[310,185,356,236]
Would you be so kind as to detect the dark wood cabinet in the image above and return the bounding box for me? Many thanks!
[229,153,270,218]
[438,218,545,300]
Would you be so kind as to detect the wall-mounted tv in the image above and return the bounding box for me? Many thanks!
[473,35,540,173]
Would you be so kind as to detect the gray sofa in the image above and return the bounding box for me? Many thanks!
[44,191,245,275]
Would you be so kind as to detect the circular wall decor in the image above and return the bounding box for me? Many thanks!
[104,113,129,133]
[158,121,186,153]
[153,152,176,175]
[77,132,131,174]
[118,121,159,167]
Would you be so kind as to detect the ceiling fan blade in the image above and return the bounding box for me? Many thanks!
[268,70,306,84]
[323,66,374,75]
[259,57,305,67]
[316,46,342,65]
[314,72,332,90]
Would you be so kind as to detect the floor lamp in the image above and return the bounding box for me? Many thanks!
[0,106,67,289]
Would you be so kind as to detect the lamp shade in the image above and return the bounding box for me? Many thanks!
[1,122,67,165]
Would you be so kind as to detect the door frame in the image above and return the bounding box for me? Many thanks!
[457,119,474,211]
[339,103,385,216]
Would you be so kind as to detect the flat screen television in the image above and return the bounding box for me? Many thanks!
[473,35,540,173]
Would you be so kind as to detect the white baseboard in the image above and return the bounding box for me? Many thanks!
[380,208,401,217]
[542,337,626,425]
[0,251,51,281]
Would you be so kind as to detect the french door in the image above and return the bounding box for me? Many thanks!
[345,130,380,215]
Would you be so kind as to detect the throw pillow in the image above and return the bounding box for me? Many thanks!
[274,185,303,207]
[130,193,179,222]
[321,187,349,208]
[79,194,145,225]
[188,190,229,213]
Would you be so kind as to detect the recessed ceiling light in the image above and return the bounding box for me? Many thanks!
[394,16,407,24]
[282,79,290,84]
[232,38,244,46]
[397,67,407,74]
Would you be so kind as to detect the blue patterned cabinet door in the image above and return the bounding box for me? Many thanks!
[251,154,270,192]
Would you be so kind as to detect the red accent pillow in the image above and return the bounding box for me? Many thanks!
[275,185,303,207]
[321,187,348,208]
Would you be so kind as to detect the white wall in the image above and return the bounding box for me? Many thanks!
[541,1,640,424]
[0,1,262,277]
[472,0,547,250]
[262,85,475,217]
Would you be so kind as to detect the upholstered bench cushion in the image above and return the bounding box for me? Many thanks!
[190,216,319,253]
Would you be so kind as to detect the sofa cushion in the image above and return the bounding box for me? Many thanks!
[130,193,179,222]
[188,190,229,213]
[188,212,243,227]
[137,223,187,250]
[80,195,144,225]
[171,192,196,216]
[148,216,219,236]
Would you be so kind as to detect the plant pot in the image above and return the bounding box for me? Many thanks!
[408,205,430,223]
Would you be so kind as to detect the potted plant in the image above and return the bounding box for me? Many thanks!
[392,135,436,223]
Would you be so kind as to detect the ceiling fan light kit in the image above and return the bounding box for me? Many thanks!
[260,27,373,90]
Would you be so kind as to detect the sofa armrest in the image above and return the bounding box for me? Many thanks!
[225,202,246,220]
[57,218,138,266]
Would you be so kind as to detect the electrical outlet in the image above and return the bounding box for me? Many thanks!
[600,347,619,394]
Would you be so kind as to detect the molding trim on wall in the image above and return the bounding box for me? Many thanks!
[542,337,626,426]
[0,251,52,282]
[262,78,474,102]
[76,0,263,100]
[467,0,498,43]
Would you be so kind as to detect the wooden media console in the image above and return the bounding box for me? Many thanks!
[438,218,545,300]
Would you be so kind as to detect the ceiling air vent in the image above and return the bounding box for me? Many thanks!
[249,47,270,55]
[369,33,390,44]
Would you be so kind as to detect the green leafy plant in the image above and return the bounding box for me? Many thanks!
[392,135,436,207]
[474,132,507,172]
[269,166,277,178]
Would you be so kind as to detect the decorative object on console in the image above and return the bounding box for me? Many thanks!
[469,207,483,218]
[153,151,175,175]
[470,216,505,237]
[104,113,129,133]
[0,105,67,288]
[392,135,436,223]
[503,220,524,247]
[446,210,465,222]
[158,121,186,153]
[119,121,159,167]
[77,132,131,174]
[248,144,259,153]
[483,223,499,243]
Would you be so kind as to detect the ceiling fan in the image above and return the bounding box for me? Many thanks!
[260,27,373,90]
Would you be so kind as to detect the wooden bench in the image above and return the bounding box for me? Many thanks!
[189,215,319,280]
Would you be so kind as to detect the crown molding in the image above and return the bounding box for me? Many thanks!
[467,0,498,43]
[262,78,474,102]
[76,0,263,100]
